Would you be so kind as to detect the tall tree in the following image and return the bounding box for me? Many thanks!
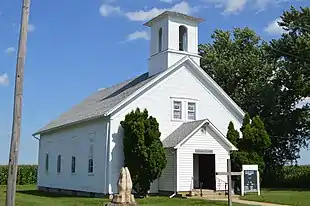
[199,7,310,167]
[264,6,310,167]
[227,114,271,175]
[199,27,274,115]
[120,108,167,197]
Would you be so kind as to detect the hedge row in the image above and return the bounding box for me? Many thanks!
[0,165,37,185]
[263,165,310,189]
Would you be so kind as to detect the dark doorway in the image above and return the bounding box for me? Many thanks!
[193,154,216,190]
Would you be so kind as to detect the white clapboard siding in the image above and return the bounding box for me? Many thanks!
[177,125,230,192]
[37,118,107,194]
[110,65,241,193]
[158,149,177,192]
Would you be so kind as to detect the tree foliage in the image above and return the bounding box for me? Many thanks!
[199,6,310,167]
[120,108,167,197]
[227,114,271,175]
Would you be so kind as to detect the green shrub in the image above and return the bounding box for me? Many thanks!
[0,165,37,185]
[263,165,310,189]
[121,108,167,197]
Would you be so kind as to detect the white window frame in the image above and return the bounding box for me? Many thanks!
[172,100,183,121]
[88,156,94,175]
[187,101,197,121]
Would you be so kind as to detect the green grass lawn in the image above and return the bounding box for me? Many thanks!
[0,185,247,206]
[240,189,310,206]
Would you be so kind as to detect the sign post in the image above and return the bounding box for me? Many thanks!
[241,165,260,196]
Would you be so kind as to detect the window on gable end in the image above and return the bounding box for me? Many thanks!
[188,102,196,120]
[173,101,182,120]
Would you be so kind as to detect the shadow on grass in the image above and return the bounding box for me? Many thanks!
[262,188,310,192]
[16,190,101,198]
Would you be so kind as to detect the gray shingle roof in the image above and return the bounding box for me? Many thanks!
[34,72,157,135]
[162,119,207,148]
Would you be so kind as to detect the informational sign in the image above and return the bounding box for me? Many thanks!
[241,165,260,196]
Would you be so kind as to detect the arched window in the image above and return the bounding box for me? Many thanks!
[45,153,49,173]
[57,154,61,173]
[88,156,94,174]
[179,25,188,51]
[158,28,163,52]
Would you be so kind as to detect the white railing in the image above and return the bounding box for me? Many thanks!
[216,176,228,193]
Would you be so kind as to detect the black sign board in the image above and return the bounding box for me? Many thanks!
[243,170,258,192]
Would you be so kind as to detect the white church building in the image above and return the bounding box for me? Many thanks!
[33,11,244,196]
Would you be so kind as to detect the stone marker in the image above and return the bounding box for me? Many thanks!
[106,167,139,206]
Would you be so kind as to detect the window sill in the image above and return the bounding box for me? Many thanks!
[88,173,94,176]
[171,118,184,122]
[71,173,76,176]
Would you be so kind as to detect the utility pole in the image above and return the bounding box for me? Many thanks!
[6,0,30,205]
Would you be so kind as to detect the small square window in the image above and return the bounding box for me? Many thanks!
[173,101,182,119]
[188,102,196,120]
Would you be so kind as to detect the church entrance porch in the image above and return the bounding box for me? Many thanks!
[193,153,216,190]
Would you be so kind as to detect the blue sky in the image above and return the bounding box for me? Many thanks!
[0,0,309,165]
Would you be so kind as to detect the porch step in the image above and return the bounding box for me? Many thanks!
[180,189,227,198]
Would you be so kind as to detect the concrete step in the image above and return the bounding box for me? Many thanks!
[181,189,228,198]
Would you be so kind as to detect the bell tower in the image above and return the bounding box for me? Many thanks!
[144,11,204,76]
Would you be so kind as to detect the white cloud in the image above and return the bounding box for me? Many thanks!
[160,0,175,3]
[5,47,15,54]
[0,73,9,86]
[204,0,291,15]
[126,1,197,21]
[28,24,35,32]
[223,0,247,14]
[99,1,198,22]
[264,18,287,35]
[127,30,150,41]
[99,4,121,16]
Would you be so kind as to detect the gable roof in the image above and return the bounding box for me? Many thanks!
[162,119,238,150]
[162,119,207,148]
[105,56,245,119]
[34,56,245,136]
[33,73,157,135]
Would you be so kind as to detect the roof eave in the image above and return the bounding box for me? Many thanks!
[32,114,109,136]
[144,11,204,27]
[174,119,209,149]
[186,57,246,120]
[205,119,238,151]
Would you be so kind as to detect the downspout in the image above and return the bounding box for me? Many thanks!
[105,118,111,195]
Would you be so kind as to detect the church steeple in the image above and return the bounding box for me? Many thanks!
[144,11,204,76]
